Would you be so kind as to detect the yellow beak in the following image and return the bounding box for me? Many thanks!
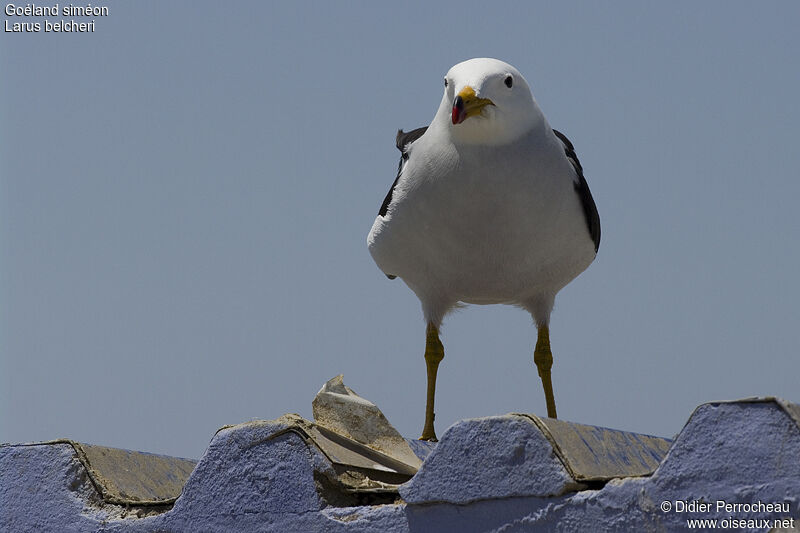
[452,86,494,124]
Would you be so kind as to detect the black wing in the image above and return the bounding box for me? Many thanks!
[553,129,601,253]
[378,127,428,217]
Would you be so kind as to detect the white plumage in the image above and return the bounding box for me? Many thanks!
[367,58,599,440]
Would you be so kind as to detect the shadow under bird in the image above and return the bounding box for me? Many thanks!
[368,58,600,441]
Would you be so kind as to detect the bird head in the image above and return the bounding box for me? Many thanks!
[439,58,542,145]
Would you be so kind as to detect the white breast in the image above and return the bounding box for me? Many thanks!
[368,127,595,307]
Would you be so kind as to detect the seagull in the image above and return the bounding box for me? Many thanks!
[367,58,600,441]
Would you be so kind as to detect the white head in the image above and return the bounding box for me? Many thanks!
[434,58,544,146]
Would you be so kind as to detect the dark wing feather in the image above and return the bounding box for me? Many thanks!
[377,127,427,280]
[552,129,601,253]
[378,127,428,217]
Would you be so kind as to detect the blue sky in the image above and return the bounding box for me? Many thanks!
[2,2,799,459]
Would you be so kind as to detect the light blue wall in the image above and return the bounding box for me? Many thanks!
[2,399,799,532]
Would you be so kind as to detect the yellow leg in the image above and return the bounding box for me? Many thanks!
[534,325,558,419]
[420,322,444,441]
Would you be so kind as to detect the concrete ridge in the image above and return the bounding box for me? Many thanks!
[2,396,799,532]
[0,438,197,506]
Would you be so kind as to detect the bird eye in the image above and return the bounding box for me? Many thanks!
[444,78,448,88]
[504,75,513,88]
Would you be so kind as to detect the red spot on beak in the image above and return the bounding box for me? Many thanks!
[452,95,466,125]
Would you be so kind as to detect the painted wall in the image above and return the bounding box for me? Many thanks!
[2,398,799,532]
